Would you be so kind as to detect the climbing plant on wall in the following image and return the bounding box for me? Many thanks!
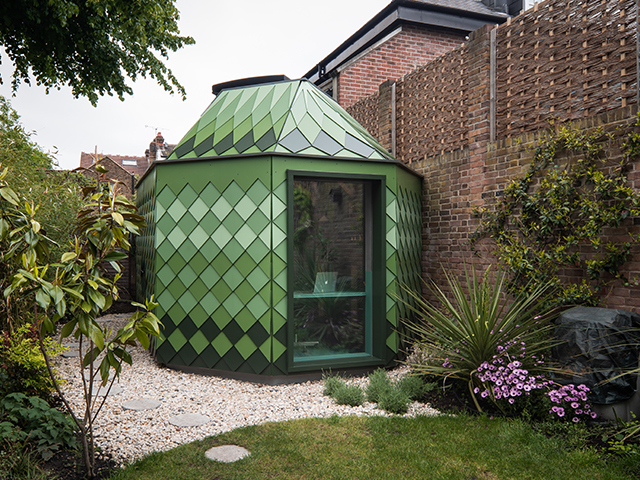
[472,115,640,306]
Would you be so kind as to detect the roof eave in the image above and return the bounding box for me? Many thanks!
[304,0,508,83]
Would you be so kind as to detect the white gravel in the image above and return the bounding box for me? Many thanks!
[53,313,440,466]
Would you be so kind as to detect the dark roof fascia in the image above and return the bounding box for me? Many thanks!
[136,151,421,187]
[304,0,508,83]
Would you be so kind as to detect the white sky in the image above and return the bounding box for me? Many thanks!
[0,0,391,170]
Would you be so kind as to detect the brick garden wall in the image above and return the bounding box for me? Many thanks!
[347,0,640,310]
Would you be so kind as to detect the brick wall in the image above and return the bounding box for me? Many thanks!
[346,0,640,310]
[338,25,466,108]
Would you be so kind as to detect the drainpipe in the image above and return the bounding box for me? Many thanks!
[391,82,397,158]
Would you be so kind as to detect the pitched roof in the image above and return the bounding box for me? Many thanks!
[167,79,393,163]
[304,0,509,84]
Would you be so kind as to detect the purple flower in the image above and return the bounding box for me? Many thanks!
[590,412,597,419]
[557,408,565,417]
[572,417,579,423]
[508,398,515,404]
[571,402,579,409]
[474,387,480,394]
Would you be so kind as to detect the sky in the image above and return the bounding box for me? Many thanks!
[0,0,392,170]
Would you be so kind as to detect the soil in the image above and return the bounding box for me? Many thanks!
[41,450,118,480]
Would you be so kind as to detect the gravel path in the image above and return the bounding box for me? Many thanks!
[53,313,440,466]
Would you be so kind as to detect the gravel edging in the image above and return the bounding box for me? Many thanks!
[53,313,440,466]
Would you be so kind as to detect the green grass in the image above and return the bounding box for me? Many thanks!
[110,415,639,480]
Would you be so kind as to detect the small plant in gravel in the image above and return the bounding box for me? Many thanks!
[332,384,365,407]
[322,371,345,397]
[377,388,410,415]
[365,368,392,403]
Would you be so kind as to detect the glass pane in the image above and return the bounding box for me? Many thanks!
[293,179,366,359]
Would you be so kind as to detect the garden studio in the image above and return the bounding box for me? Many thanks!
[136,77,421,382]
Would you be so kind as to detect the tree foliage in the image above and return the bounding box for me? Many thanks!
[0,0,195,105]
[2,167,161,478]
[472,117,640,305]
[0,97,89,330]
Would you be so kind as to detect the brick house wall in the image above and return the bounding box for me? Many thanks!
[346,0,640,310]
[338,26,467,108]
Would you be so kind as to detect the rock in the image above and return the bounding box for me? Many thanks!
[205,445,250,463]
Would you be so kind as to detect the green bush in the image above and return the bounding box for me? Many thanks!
[0,393,76,460]
[366,368,392,403]
[322,372,345,397]
[0,324,64,401]
[396,375,431,401]
[378,388,411,415]
[332,384,365,407]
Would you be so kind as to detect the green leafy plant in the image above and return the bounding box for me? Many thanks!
[0,437,49,480]
[472,116,640,305]
[365,368,393,403]
[377,388,410,415]
[402,265,559,412]
[2,165,161,478]
[322,371,345,397]
[0,393,76,460]
[332,384,365,407]
[0,323,64,400]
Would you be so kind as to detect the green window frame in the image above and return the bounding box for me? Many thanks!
[286,170,387,372]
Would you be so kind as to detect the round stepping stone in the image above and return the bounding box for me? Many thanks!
[61,343,80,358]
[205,445,250,463]
[92,383,123,396]
[168,413,210,427]
[122,398,161,411]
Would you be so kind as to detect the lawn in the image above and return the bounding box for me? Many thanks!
[110,414,639,480]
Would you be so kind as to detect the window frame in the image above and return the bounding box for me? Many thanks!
[286,170,387,373]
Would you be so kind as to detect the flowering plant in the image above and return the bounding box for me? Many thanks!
[547,383,596,423]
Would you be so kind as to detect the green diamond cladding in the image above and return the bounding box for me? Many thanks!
[167,79,392,162]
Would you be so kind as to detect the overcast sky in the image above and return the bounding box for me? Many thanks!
[0,0,391,170]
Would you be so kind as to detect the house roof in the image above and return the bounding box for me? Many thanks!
[166,79,394,163]
[304,0,509,84]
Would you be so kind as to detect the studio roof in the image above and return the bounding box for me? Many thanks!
[166,79,394,163]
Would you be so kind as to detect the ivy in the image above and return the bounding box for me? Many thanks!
[472,114,640,306]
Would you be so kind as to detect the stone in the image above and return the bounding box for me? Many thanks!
[92,383,123,396]
[205,445,250,463]
[168,413,211,427]
[122,398,161,411]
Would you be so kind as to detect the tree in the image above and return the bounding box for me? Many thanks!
[2,166,161,478]
[0,0,195,105]
[0,96,89,331]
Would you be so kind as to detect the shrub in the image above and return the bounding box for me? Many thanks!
[403,265,558,412]
[0,323,64,401]
[378,388,411,415]
[0,393,76,460]
[322,372,345,397]
[366,368,392,403]
[332,384,364,407]
[396,375,430,401]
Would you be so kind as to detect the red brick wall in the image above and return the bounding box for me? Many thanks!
[338,25,466,108]
[345,0,640,311]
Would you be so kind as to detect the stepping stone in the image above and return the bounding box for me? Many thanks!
[61,343,80,358]
[122,398,161,411]
[92,383,123,396]
[168,413,210,427]
[205,445,250,463]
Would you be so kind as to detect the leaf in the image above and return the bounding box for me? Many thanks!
[111,211,124,225]
[60,319,77,339]
[103,250,127,261]
[35,289,50,309]
[135,329,150,350]
[61,251,77,263]
[0,185,20,205]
